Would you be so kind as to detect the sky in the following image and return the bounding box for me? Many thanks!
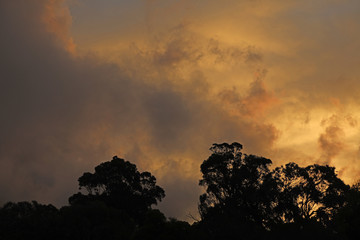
[1,0,360,221]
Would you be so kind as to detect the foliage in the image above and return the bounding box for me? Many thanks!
[332,182,360,239]
[69,156,165,218]
[0,201,60,240]
[1,144,358,239]
[272,162,349,227]
[198,142,277,238]
[59,200,135,240]
[198,142,350,239]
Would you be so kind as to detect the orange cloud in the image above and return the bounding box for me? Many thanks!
[42,0,76,55]
[318,115,345,164]
[318,125,345,164]
[4,0,360,221]
[220,69,279,118]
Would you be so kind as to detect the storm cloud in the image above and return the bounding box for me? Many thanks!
[0,0,281,220]
[2,0,360,220]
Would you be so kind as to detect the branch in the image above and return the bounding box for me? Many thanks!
[187,212,200,222]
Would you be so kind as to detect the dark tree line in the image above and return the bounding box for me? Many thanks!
[197,143,352,239]
[1,144,360,239]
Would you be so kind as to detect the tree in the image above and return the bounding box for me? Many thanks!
[198,142,350,239]
[272,162,349,227]
[59,201,135,240]
[333,181,360,239]
[69,156,165,219]
[0,201,60,240]
[132,209,193,240]
[198,143,277,238]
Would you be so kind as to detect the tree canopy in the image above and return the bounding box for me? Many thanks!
[198,142,350,239]
[272,162,349,226]
[1,143,359,239]
[198,142,277,237]
[69,156,165,218]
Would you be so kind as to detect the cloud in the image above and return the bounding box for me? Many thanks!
[157,177,202,221]
[0,0,280,221]
[3,0,360,221]
[0,0,146,205]
[42,0,76,54]
[219,69,279,118]
[318,116,346,164]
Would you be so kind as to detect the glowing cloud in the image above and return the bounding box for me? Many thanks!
[2,0,360,221]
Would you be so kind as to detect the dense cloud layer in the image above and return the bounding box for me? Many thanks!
[0,0,279,219]
[1,0,360,220]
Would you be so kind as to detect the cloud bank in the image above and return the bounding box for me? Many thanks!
[1,0,360,220]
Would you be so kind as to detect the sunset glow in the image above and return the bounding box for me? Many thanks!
[1,0,360,221]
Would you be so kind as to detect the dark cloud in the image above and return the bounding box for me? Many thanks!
[318,115,346,164]
[0,0,142,205]
[318,125,345,165]
[207,39,262,65]
[157,177,202,221]
[0,0,282,221]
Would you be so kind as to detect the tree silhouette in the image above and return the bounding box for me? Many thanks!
[132,209,194,240]
[1,145,358,239]
[272,162,349,227]
[198,142,351,239]
[333,181,360,239]
[198,143,277,238]
[59,201,135,240]
[0,201,60,240]
[69,156,165,219]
